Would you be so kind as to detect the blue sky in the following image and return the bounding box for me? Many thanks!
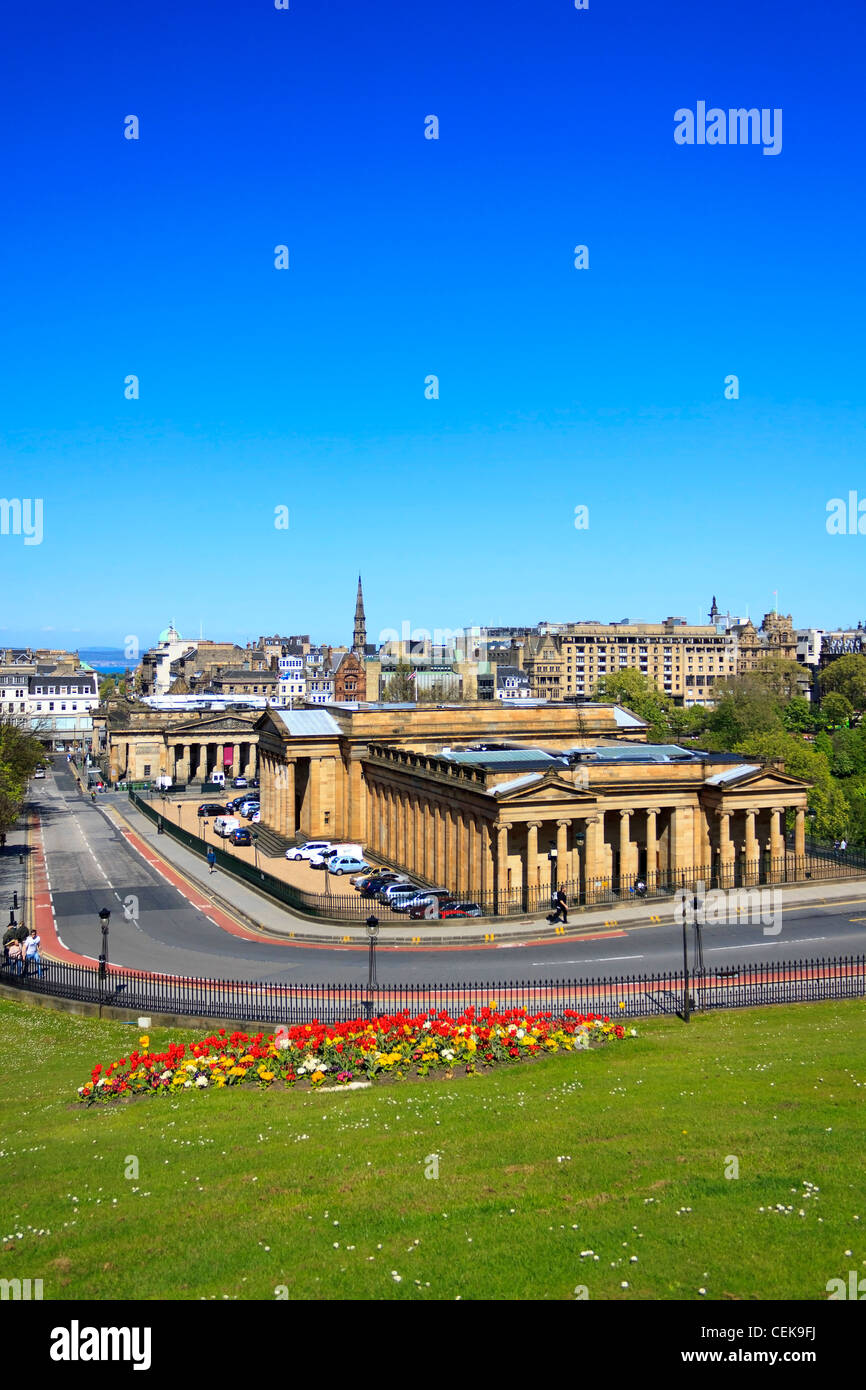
[1,0,863,651]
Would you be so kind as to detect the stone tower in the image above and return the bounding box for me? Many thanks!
[708,595,720,625]
[353,575,366,654]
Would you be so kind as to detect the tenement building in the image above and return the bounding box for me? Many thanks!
[254,702,810,904]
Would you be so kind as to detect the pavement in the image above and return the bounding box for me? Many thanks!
[0,816,29,932]
[111,788,866,947]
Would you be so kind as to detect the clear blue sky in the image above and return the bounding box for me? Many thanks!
[1,0,863,651]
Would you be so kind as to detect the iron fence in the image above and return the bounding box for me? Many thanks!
[1,953,864,1026]
[130,792,866,923]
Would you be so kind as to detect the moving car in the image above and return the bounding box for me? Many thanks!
[34,768,46,779]
[229,827,252,846]
[286,841,332,862]
[327,856,369,876]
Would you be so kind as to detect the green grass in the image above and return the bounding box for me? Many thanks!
[1,996,864,1301]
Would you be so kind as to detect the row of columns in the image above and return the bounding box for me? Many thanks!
[367,780,494,899]
[172,742,257,782]
[260,752,296,838]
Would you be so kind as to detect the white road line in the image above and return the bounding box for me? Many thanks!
[528,954,644,965]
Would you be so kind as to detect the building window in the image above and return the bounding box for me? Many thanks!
[143,764,151,776]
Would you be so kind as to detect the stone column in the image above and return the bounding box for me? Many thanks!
[619,808,637,884]
[646,807,660,885]
[769,807,785,882]
[717,809,734,888]
[216,744,225,779]
[744,808,758,884]
[284,760,296,838]
[526,822,541,892]
[584,815,604,894]
[471,817,482,897]
[495,822,509,911]
[795,806,805,860]
[556,819,570,891]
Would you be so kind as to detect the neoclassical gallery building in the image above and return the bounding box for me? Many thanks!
[253,702,811,902]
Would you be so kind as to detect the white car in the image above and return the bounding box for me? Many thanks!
[34,768,46,779]
[286,841,332,862]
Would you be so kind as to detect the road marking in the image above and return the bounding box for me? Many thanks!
[528,954,644,965]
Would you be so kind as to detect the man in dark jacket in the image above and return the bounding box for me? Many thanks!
[554,888,568,924]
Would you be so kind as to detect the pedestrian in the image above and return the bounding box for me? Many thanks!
[2,921,17,968]
[0,832,6,850]
[15,920,28,952]
[7,937,22,974]
[206,846,216,875]
[833,839,840,859]
[554,888,568,924]
[23,928,42,979]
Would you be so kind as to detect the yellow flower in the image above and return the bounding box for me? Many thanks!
[488,1000,498,1011]
[259,1070,275,1082]
[311,1070,325,1085]
[139,1035,150,1049]
[618,1002,625,1011]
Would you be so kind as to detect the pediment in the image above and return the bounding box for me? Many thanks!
[491,772,597,805]
[169,714,259,734]
[704,766,811,795]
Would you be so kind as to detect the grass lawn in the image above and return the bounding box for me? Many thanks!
[1,996,864,1301]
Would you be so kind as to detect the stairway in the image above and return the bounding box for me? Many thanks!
[251,822,296,858]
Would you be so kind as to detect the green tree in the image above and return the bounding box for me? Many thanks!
[381,662,416,702]
[819,691,853,730]
[731,730,849,841]
[0,716,46,833]
[591,670,675,742]
[819,654,866,710]
[704,674,784,748]
[782,696,815,734]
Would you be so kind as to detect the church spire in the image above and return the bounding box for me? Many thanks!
[353,574,366,653]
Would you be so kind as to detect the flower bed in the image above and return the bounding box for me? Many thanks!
[76,1007,633,1104]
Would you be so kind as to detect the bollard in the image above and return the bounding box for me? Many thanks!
[13,891,18,910]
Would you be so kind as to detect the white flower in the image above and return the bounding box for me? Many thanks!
[391,1271,402,1282]
[195,1076,208,1088]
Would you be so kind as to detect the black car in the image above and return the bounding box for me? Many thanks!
[247,778,260,788]
[360,875,401,897]
[197,803,226,817]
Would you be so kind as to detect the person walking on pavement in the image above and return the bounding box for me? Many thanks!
[553,888,568,924]
[2,920,18,968]
[22,928,42,979]
[206,846,216,875]
[840,837,848,856]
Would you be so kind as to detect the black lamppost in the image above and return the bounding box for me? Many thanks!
[363,915,379,1020]
[98,907,111,989]
[252,832,259,870]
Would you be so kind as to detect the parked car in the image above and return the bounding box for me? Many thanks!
[198,803,226,817]
[238,797,260,814]
[286,841,332,861]
[409,899,441,920]
[247,777,260,788]
[389,890,429,913]
[360,874,403,897]
[327,856,369,876]
[231,776,249,788]
[405,888,450,914]
[378,881,422,904]
[229,827,252,846]
[440,901,482,918]
[250,811,261,823]
[242,804,260,820]
[209,770,226,787]
[213,816,240,837]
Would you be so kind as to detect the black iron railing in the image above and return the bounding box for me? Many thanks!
[1,954,863,1026]
[130,792,866,922]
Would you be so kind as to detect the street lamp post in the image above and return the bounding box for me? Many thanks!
[252,832,259,870]
[547,842,558,903]
[363,915,379,1020]
[98,907,111,994]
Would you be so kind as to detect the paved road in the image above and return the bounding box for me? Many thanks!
[32,761,866,986]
